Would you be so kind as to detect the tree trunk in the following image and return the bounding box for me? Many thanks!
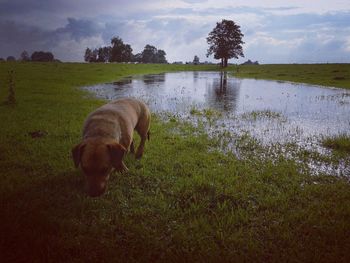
[220,58,224,68]
[224,57,228,67]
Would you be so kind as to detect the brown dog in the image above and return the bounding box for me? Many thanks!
[72,98,150,197]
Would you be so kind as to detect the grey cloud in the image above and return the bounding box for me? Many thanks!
[0,0,55,16]
[55,18,104,41]
[0,0,159,21]
[102,21,128,43]
[146,18,210,43]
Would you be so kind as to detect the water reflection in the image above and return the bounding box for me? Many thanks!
[193,71,199,83]
[142,74,166,85]
[112,77,132,86]
[207,71,240,111]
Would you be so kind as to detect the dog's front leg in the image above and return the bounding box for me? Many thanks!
[135,136,147,159]
[130,140,135,154]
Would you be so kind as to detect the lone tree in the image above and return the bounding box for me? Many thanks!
[206,19,244,67]
[193,55,199,65]
[20,50,30,61]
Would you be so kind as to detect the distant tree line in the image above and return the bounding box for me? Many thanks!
[84,36,167,64]
[0,50,57,62]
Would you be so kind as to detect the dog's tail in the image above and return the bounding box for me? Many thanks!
[147,130,150,141]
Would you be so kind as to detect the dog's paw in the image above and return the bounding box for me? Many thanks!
[135,152,143,159]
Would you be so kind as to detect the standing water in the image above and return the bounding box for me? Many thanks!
[83,71,350,146]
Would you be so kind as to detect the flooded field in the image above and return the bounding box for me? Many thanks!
[84,71,350,176]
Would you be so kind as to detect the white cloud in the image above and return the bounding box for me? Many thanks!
[345,38,350,52]
[189,0,350,14]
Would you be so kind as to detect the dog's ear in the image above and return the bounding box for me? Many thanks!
[72,143,85,168]
[107,143,128,172]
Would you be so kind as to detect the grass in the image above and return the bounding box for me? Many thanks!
[0,62,350,262]
[322,134,350,154]
[234,63,350,89]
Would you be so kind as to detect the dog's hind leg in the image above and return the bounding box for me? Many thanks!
[135,104,151,159]
[135,124,149,159]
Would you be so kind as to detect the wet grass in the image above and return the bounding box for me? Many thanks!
[190,107,223,121]
[322,134,350,154]
[0,62,350,262]
[234,64,350,89]
[240,110,284,121]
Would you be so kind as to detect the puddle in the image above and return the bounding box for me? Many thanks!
[83,71,350,176]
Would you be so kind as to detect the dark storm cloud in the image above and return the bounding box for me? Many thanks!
[1,17,103,44]
[0,17,106,59]
[0,0,105,16]
[0,19,50,58]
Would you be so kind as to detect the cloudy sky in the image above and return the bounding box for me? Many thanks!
[1,0,350,63]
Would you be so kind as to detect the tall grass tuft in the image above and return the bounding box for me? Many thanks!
[322,134,350,153]
[4,70,16,105]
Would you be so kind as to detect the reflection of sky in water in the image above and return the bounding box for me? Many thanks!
[83,71,350,145]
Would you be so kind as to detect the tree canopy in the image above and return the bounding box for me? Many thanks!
[31,51,55,62]
[84,37,167,64]
[141,45,167,63]
[84,48,96,62]
[207,19,244,67]
[110,37,133,62]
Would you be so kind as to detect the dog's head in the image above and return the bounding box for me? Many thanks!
[72,139,127,197]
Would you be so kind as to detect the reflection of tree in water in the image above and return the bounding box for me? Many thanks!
[193,71,199,83]
[142,74,166,85]
[207,71,241,112]
[113,78,132,86]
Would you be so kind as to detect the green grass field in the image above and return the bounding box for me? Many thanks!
[235,63,350,89]
[0,62,349,262]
